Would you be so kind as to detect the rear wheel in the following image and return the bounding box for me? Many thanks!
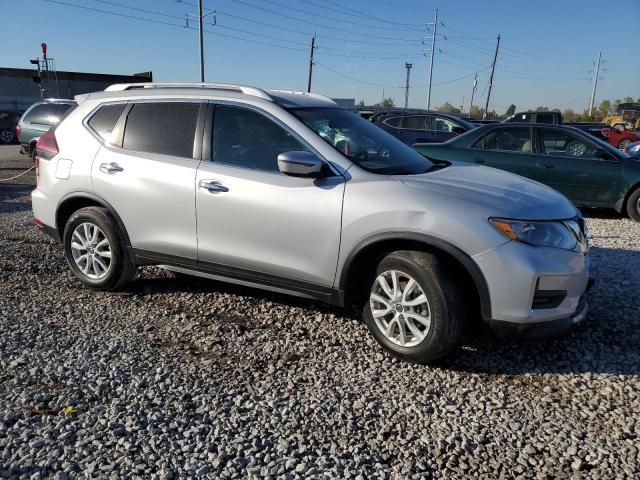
[626,187,640,223]
[363,251,466,363]
[63,207,136,289]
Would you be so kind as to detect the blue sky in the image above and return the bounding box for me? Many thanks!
[3,0,639,113]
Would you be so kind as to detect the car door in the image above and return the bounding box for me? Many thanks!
[91,101,203,261]
[535,126,622,207]
[195,103,345,291]
[400,115,434,145]
[468,126,539,179]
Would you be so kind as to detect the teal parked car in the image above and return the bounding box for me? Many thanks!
[413,123,640,222]
[17,99,76,159]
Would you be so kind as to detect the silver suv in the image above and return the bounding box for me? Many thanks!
[32,83,592,362]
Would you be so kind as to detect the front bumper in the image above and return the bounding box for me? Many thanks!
[485,292,590,338]
[473,239,591,325]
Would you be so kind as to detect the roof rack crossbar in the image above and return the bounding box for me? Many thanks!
[104,82,273,101]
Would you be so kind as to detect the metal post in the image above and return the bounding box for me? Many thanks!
[198,0,205,82]
[426,9,438,110]
[469,72,478,117]
[483,34,500,119]
[307,35,315,93]
[404,62,412,109]
[588,52,601,118]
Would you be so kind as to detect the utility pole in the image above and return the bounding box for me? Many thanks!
[404,62,413,108]
[483,34,500,119]
[426,9,438,110]
[307,35,316,93]
[588,52,602,118]
[186,2,215,82]
[469,72,478,117]
[198,0,205,82]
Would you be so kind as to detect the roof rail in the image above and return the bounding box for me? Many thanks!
[104,82,273,101]
[269,89,337,105]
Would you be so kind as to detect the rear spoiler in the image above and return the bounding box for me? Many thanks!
[74,93,91,104]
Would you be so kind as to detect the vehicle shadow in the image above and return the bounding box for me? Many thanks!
[130,246,639,377]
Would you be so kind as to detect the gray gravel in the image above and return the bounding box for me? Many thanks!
[1,145,639,479]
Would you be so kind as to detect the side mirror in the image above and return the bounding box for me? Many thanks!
[277,151,324,177]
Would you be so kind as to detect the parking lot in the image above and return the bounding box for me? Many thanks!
[0,144,638,478]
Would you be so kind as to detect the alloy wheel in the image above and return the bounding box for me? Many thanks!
[70,222,112,279]
[369,270,431,347]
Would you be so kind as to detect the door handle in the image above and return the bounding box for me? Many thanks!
[473,158,485,164]
[542,163,555,169]
[199,180,229,194]
[99,162,124,174]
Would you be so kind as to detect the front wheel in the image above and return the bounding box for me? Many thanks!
[618,138,631,150]
[626,188,640,223]
[363,251,466,363]
[63,207,136,289]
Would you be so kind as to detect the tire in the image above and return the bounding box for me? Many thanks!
[618,138,631,150]
[363,250,466,363]
[63,207,136,289]
[0,128,14,145]
[566,141,587,157]
[626,187,640,223]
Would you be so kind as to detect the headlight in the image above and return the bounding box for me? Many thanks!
[489,218,579,251]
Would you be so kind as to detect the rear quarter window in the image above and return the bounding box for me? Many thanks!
[23,104,59,126]
[87,103,127,141]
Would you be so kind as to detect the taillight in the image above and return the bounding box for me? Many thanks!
[36,130,59,160]
[15,125,21,138]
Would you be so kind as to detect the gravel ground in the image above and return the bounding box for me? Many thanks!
[1,145,639,479]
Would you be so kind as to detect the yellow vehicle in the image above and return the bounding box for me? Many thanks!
[604,103,640,130]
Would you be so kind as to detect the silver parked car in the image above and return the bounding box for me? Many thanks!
[32,83,592,363]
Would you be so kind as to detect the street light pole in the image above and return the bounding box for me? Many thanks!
[404,62,413,108]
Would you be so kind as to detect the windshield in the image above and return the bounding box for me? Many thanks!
[290,107,434,175]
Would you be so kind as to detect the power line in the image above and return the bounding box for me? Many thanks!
[228,0,423,43]
[248,0,420,32]
[310,0,425,28]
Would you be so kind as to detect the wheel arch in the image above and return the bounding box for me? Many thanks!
[338,232,492,319]
[56,192,132,248]
[619,181,640,215]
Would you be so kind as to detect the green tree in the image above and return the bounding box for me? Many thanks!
[534,106,549,112]
[437,102,461,113]
[505,104,516,117]
[598,100,612,118]
[622,96,633,104]
[562,109,578,122]
[469,105,484,117]
[377,97,395,108]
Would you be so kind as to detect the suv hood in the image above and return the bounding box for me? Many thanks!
[399,162,578,220]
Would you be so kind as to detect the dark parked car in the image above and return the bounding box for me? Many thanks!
[0,110,23,144]
[413,123,640,222]
[373,111,476,145]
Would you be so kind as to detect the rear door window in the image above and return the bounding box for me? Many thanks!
[482,127,532,153]
[535,113,555,124]
[122,102,200,158]
[432,116,462,132]
[403,116,428,130]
